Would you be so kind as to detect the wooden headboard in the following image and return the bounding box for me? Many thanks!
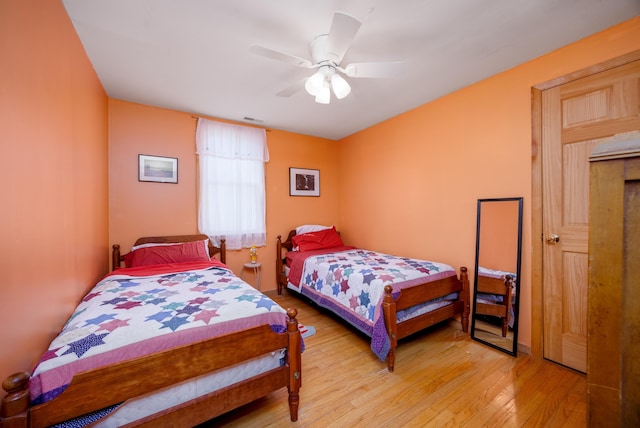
[112,234,226,270]
[278,230,298,252]
[278,228,341,252]
[276,229,342,294]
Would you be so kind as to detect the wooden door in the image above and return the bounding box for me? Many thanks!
[541,60,640,372]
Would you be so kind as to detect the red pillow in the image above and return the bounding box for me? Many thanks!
[292,226,344,252]
[124,240,210,267]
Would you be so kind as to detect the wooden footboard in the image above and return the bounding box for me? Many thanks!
[277,229,470,372]
[1,309,302,427]
[382,267,470,371]
[475,274,513,337]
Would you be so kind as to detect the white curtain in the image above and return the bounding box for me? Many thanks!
[196,118,269,250]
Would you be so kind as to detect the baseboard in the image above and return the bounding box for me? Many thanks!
[517,342,531,356]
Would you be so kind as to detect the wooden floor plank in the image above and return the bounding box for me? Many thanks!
[200,290,586,427]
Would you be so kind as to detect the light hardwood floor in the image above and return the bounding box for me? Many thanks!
[203,290,587,427]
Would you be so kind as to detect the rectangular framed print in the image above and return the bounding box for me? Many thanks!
[138,154,178,183]
[289,167,319,196]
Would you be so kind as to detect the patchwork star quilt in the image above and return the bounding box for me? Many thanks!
[286,248,458,360]
[30,260,288,405]
[477,266,517,328]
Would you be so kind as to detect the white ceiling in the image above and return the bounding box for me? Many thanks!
[62,0,640,140]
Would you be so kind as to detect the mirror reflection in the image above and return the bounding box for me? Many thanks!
[471,197,523,356]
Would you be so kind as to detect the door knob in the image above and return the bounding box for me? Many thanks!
[546,234,560,244]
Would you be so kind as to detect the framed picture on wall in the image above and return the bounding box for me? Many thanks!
[289,167,320,196]
[138,154,178,183]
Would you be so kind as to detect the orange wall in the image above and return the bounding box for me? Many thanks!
[1,1,637,382]
[108,101,340,287]
[478,201,520,272]
[0,0,109,378]
[338,17,640,350]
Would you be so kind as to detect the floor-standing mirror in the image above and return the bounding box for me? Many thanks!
[471,197,523,356]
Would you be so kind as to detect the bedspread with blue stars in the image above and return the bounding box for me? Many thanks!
[30,262,288,405]
[291,249,457,361]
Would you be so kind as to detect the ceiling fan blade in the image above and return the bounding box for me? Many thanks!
[325,12,361,63]
[343,61,406,78]
[249,45,313,68]
[276,79,306,97]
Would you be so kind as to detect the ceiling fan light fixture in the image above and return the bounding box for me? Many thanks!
[305,70,325,96]
[315,81,331,104]
[344,64,357,77]
[331,74,351,99]
[250,11,406,102]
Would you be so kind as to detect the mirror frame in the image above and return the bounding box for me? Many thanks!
[471,197,523,356]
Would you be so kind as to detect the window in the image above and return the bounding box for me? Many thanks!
[196,119,268,250]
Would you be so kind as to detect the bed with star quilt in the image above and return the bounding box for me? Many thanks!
[0,235,302,428]
[276,226,469,372]
[475,266,517,337]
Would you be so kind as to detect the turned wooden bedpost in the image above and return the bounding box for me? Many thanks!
[382,285,397,372]
[276,235,283,295]
[1,372,30,428]
[218,238,226,265]
[460,267,470,333]
[502,275,514,337]
[285,308,301,422]
[112,244,121,271]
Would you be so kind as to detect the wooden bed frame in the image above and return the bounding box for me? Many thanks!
[112,233,227,269]
[276,230,469,372]
[1,235,301,427]
[475,273,514,337]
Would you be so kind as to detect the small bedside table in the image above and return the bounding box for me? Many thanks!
[240,262,262,289]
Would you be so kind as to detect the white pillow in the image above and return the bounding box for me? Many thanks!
[131,242,177,252]
[131,239,209,253]
[295,224,332,235]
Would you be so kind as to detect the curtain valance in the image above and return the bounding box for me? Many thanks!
[196,118,268,162]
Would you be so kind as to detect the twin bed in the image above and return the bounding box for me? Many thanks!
[1,235,301,427]
[1,226,471,426]
[474,267,517,337]
[276,225,470,372]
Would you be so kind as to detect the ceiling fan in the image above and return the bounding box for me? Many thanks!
[249,11,405,104]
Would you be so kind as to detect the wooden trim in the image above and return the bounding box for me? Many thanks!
[533,50,640,91]
[530,49,640,360]
[531,86,544,358]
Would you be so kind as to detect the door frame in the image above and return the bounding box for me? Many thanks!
[530,49,640,359]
